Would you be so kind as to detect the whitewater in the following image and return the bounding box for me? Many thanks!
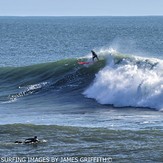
[84,49,163,110]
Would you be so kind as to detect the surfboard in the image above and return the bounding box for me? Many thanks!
[78,61,93,65]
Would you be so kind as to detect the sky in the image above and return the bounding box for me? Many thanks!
[0,0,163,16]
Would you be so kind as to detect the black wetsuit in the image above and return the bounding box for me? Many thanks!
[15,136,39,144]
[91,51,99,61]
[24,136,38,144]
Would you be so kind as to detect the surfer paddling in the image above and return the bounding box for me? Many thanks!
[91,50,99,62]
[15,136,39,144]
[24,136,39,144]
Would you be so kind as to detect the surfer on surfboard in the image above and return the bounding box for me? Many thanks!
[78,50,99,65]
[15,136,39,144]
[91,50,99,62]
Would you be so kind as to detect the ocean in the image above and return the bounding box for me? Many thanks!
[0,16,163,163]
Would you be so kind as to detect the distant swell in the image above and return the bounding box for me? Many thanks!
[84,49,163,111]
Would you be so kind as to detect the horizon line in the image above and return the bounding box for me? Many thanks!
[0,15,163,17]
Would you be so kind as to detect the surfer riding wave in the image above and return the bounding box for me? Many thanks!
[91,50,99,62]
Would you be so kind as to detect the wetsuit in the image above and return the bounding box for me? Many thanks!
[91,50,99,61]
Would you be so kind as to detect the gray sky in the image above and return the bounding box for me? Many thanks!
[0,0,163,16]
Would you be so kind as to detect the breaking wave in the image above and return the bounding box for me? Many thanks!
[1,48,163,110]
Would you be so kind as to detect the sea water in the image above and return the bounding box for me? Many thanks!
[0,16,163,162]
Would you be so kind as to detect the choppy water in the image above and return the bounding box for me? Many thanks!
[0,16,163,163]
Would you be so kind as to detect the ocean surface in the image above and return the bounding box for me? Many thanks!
[0,16,163,163]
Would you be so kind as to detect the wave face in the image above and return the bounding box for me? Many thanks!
[84,49,163,110]
[0,58,105,103]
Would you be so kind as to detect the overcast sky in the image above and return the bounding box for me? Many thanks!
[0,0,163,16]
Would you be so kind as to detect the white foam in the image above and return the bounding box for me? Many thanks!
[84,50,163,110]
[5,82,49,103]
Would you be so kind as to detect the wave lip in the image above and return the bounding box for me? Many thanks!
[84,51,163,110]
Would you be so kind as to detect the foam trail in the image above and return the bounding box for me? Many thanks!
[84,50,163,110]
[8,82,49,102]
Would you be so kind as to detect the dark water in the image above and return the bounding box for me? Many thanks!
[0,17,163,163]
